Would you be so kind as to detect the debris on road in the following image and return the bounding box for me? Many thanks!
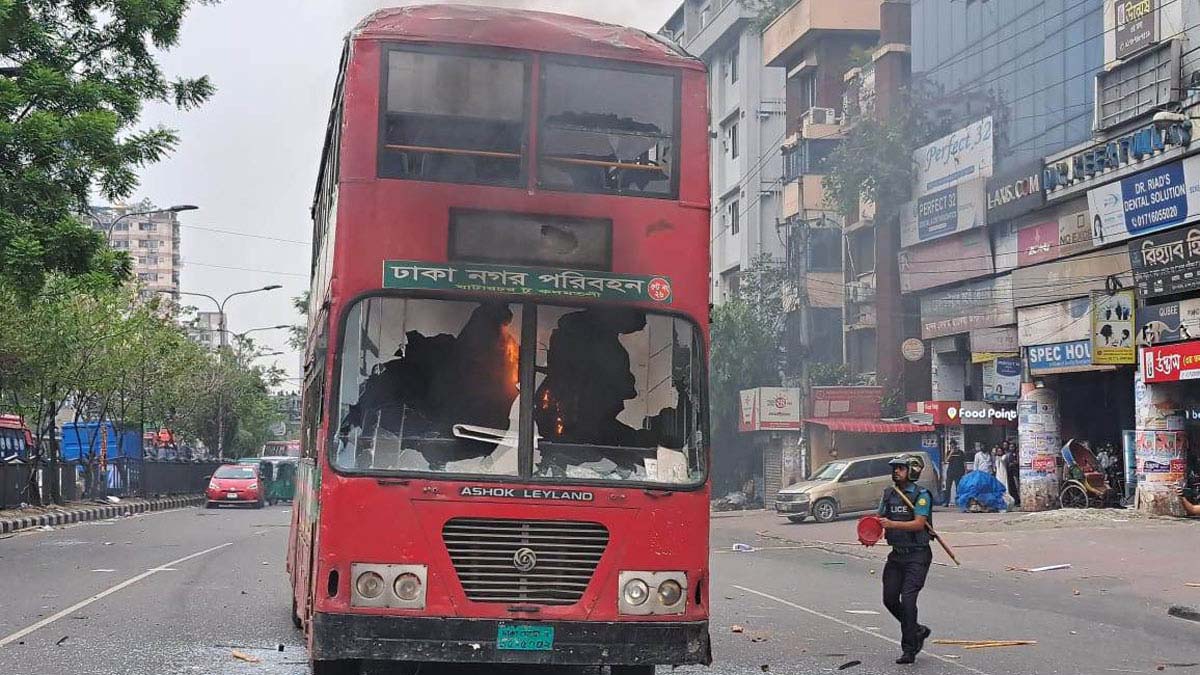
[838,661,862,670]
[1006,563,1071,572]
[844,610,879,615]
[1185,582,1200,588]
[822,561,846,566]
[231,650,261,663]
[1168,605,1200,623]
[732,543,755,552]
[90,569,115,573]
[1073,589,1081,596]
[55,636,68,646]
[933,639,1037,649]
[38,525,53,531]
[731,625,745,633]
[106,496,121,504]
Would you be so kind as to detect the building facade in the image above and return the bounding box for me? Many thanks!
[903,0,1200,513]
[187,311,223,351]
[661,0,788,305]
[89,201,182,299]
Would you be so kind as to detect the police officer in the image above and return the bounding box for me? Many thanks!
[877,454,934,665]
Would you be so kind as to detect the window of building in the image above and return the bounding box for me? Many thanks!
[847,228,874,275]
[727,121,739,159]
[112,222,129,231]
[139,239,159,249]
[728,200,740,235]
[379,47,528,186]
[138,222,157,231]
[728,45,739,83]
[137,272,157,282]
[720,268,740,302]
[539,59,678,198]
[143,254,159,265]
[807,228,842,272]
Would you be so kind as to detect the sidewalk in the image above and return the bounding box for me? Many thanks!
[0,495,204,535]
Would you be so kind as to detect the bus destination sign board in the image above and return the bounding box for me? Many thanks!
[383,260,673,304]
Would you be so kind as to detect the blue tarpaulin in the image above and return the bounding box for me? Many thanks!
[60,422,142,461]
[955,470,1008,512]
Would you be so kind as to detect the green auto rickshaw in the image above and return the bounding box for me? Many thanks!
[237,456,298,505]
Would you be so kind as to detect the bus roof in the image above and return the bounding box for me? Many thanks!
[352,4,701,70]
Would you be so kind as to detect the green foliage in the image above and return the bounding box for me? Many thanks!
[739,0,795,30]
[0,278,282,502]
[820,103,934,218]
[288,291,309,352]
[0,0,214,299]
[808,362,853,387]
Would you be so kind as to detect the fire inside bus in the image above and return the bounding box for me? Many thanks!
[289,6,711,673]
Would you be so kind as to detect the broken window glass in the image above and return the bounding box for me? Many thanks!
[532,308,703,484]
[538,61,677,197]
[336,298,523,476]
[379,49,527,186]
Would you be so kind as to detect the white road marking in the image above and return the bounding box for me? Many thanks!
[733,584,994,675]
[0,542,232,648]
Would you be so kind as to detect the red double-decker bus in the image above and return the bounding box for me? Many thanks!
[289,6,711,673]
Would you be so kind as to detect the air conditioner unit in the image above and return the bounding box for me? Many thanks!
[847,281,875,304]
[802,107,838,127]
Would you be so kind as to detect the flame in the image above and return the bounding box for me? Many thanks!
[503,332,519,387]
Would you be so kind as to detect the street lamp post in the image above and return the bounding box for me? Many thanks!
[164,286,284,458]
[93,204,199,243]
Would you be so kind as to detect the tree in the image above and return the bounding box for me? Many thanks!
[739,0,795,30]
[0,0,214,300]
[288,291,309,352]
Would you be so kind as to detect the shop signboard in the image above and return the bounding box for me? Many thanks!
[1137,299,1200,345]
[913,116,994,196]
[1013,247,1133,308]
[1091,289,1137,365]
[1057,210,1095,257]
[899,228,993,292]
[1016,220,1060,267]
[1018,297,1092,347]
[1140,339,1200,382]
[982,357,1021,402]
[1134,430,1185,484]
[986,159,1045,223]
[920,275,1015,339]
[809,386,883,419]
[1027,340,1093,374]
[739,387,802,432]
[911,400,1017,426]
[1087,154,1200,247]
[1128,224,1200,298]
[970,326,1019,353]
[900,179,988,248]
[1115,0,1157,60]
[1047,120,1192,196]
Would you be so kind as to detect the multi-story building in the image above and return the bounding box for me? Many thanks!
[902,0,1200,512]
[762,0,884,376]
[89,201,182,299]
[187,311,223,351]
[660,0,787,305]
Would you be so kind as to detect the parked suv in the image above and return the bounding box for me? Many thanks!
[775,451,939,523]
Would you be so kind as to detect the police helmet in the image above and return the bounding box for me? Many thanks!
[888,453,925,480]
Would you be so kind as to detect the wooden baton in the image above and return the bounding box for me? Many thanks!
[891,487,961,566]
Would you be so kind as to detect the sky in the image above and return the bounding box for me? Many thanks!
[134,0,679,388]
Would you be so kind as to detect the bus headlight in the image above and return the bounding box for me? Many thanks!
[622,579,650,606]
[618,571,687,615]
[350,563,427,609]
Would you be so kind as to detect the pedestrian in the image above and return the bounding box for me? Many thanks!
[877,454,935,665]
[943,440,965,507]
[994,445,1012,510]
[1005,440,1021,506]
[973,443,994,474]
[1175,484,1200,516]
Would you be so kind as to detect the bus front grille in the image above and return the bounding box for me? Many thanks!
[442,517,609,606]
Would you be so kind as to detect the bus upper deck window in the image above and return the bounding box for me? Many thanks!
[379,48,527,186]
[538,60,678,198]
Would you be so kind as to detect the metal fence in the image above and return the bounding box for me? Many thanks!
[1,460,221,508]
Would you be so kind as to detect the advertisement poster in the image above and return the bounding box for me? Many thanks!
[739,387,802,432]
[809,386,883,419]
[986,159,1045,223]
[983,357,1021,402]
[1128,225,1200,298]
[1087,155,1200,247]
[1092,290,1136,364]
[1138,299,1200,345]
[1027,340,1094,374]
[1134,430,1186,484]
[1017,389,1060,485]
[1016,220,1060,267]
[900,179,987,248]
[913,116,994,196]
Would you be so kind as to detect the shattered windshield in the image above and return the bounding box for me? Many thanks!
[334,297,705,485]
[538,60,677,197]
[811,462,847,481]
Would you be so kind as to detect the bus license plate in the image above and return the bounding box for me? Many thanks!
[496,624,554,651]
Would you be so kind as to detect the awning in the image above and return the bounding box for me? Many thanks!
[803,418,935,434]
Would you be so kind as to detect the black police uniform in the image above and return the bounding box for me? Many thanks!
[878,482,934,658]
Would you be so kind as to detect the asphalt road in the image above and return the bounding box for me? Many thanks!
[0,505,1196,675]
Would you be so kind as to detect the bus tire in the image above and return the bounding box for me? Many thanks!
[812,498,838,523]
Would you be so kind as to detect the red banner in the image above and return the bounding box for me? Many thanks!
[1140,340,1200,382]
[810,386,882,419]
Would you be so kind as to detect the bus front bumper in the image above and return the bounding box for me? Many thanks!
[310,613,712,666]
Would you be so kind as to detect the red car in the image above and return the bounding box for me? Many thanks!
[205,464,264,509]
